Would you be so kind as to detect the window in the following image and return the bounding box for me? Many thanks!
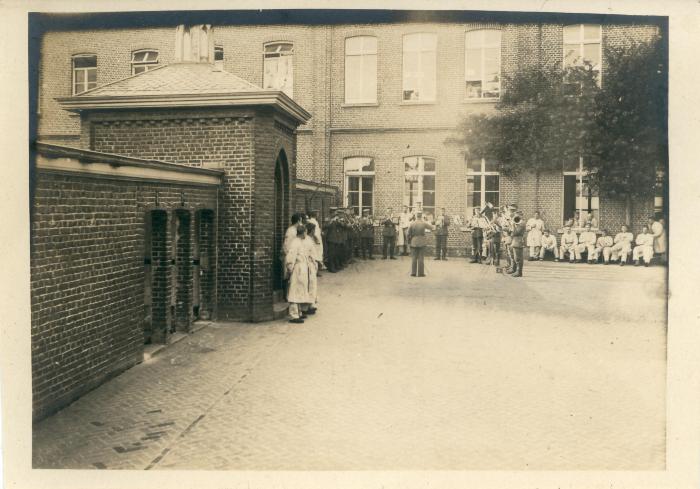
[263,42,294,97]
[563,156,599,226]
[72,54,97,95]
[466,158,500,216]
[345,36,378,104]
[131,50,159,75]
[563,24,602,80]
[214,46,224,69]
[403,156,436,219]
[344,157,375,216]
[402,33,437,102]
[465,29,501,99]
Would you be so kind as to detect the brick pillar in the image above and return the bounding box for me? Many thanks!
[197,209,216,320]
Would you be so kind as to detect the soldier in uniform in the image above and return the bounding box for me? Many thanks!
[510,211,526,277]
[467,208,487,264]
[324,208,344,273]
[576,223,597,264]
[381,207,398,260]
[433,207,451,260]
[407,211,434,276]
[611,224,634,265]
[359,209,375,260]
[633,225,655,266]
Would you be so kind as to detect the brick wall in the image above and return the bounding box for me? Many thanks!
[31,170,218,420]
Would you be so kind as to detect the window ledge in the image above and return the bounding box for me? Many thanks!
[341,102,379,108]
[462,98,500,104]
[400,100,437,106]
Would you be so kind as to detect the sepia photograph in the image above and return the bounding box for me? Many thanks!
[2,0,699,488]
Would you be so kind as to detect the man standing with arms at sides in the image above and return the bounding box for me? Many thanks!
[611,224,634,266]
[510,211,526,277]
[398,205,412,256]
[407,211,434,277]
[526,211,545,261]
[324,208,344,273]
[649,216,667,264]
[381,207,397,260]
[577,223,598,264]
[434,207,451,260]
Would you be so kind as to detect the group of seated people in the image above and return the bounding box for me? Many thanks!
[531,216,667,266]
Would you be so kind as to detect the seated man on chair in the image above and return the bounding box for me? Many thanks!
[633,225,654,267]
[576,223,597,264]
[611,224,634,266]
[538,229,558,261]
[558,225,579,263]
[593,229,614,264]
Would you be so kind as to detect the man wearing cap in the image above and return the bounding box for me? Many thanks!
[359,209,375,260]
[381,207,398,260]
[433,207,451,260]
[407,211,434,277]
[510,210,526,277]
[324,208,344,272]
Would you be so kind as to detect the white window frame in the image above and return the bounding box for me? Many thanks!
[465,29,502,100]
[344,36,378,104]
[263,42,294,98]
[402,33,437,102]
[563,156,600,228]
[466,158,500,216]
[72,54,97,95]
[344,157,375,216]
[403,156,436,218]
[131,50,159,75]
[563,24,602,84]
[214,45,224,69]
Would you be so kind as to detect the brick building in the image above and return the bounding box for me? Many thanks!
[35,13,667,256]
[30,13,667,418]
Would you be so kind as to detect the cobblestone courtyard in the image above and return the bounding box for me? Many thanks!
[32,257,667,470]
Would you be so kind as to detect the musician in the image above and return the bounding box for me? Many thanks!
[433,207,451,260]
[633,225,654,266]
[487,209,502,266]
[467,208,488,264]
[359,209,375,260]
[558,225,579,263]
[501,204,518,272]
[611,224,634,265]
[593,229,614,264]
[381,207,397,260]
[576,223,597,264]
[510,211,526,277]
[398,205,412,256]
[538,229,558,261]
[526,211,545,261]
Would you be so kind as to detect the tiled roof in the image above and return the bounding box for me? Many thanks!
[78,62,262,97]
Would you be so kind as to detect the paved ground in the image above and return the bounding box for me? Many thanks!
[32,257,667,470]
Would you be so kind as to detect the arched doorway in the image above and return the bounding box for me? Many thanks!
[273,150,290,292]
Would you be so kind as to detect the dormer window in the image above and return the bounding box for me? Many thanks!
[131,50,159,75]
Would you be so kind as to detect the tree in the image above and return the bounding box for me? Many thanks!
[590,37,667,225]
[451,35,667,226]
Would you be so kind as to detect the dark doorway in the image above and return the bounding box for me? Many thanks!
[273,150,289,292]
[148,210,169,344]
[174,209,192,332]
[194,209,216,320]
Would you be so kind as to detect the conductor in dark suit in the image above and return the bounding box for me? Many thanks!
[407,211,434,277]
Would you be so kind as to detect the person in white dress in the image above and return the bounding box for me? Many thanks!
[526,211,545,260]
[285,224,311,323]
[648,216,667,264]
[307,210,324,271]
[304,221,320,313]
